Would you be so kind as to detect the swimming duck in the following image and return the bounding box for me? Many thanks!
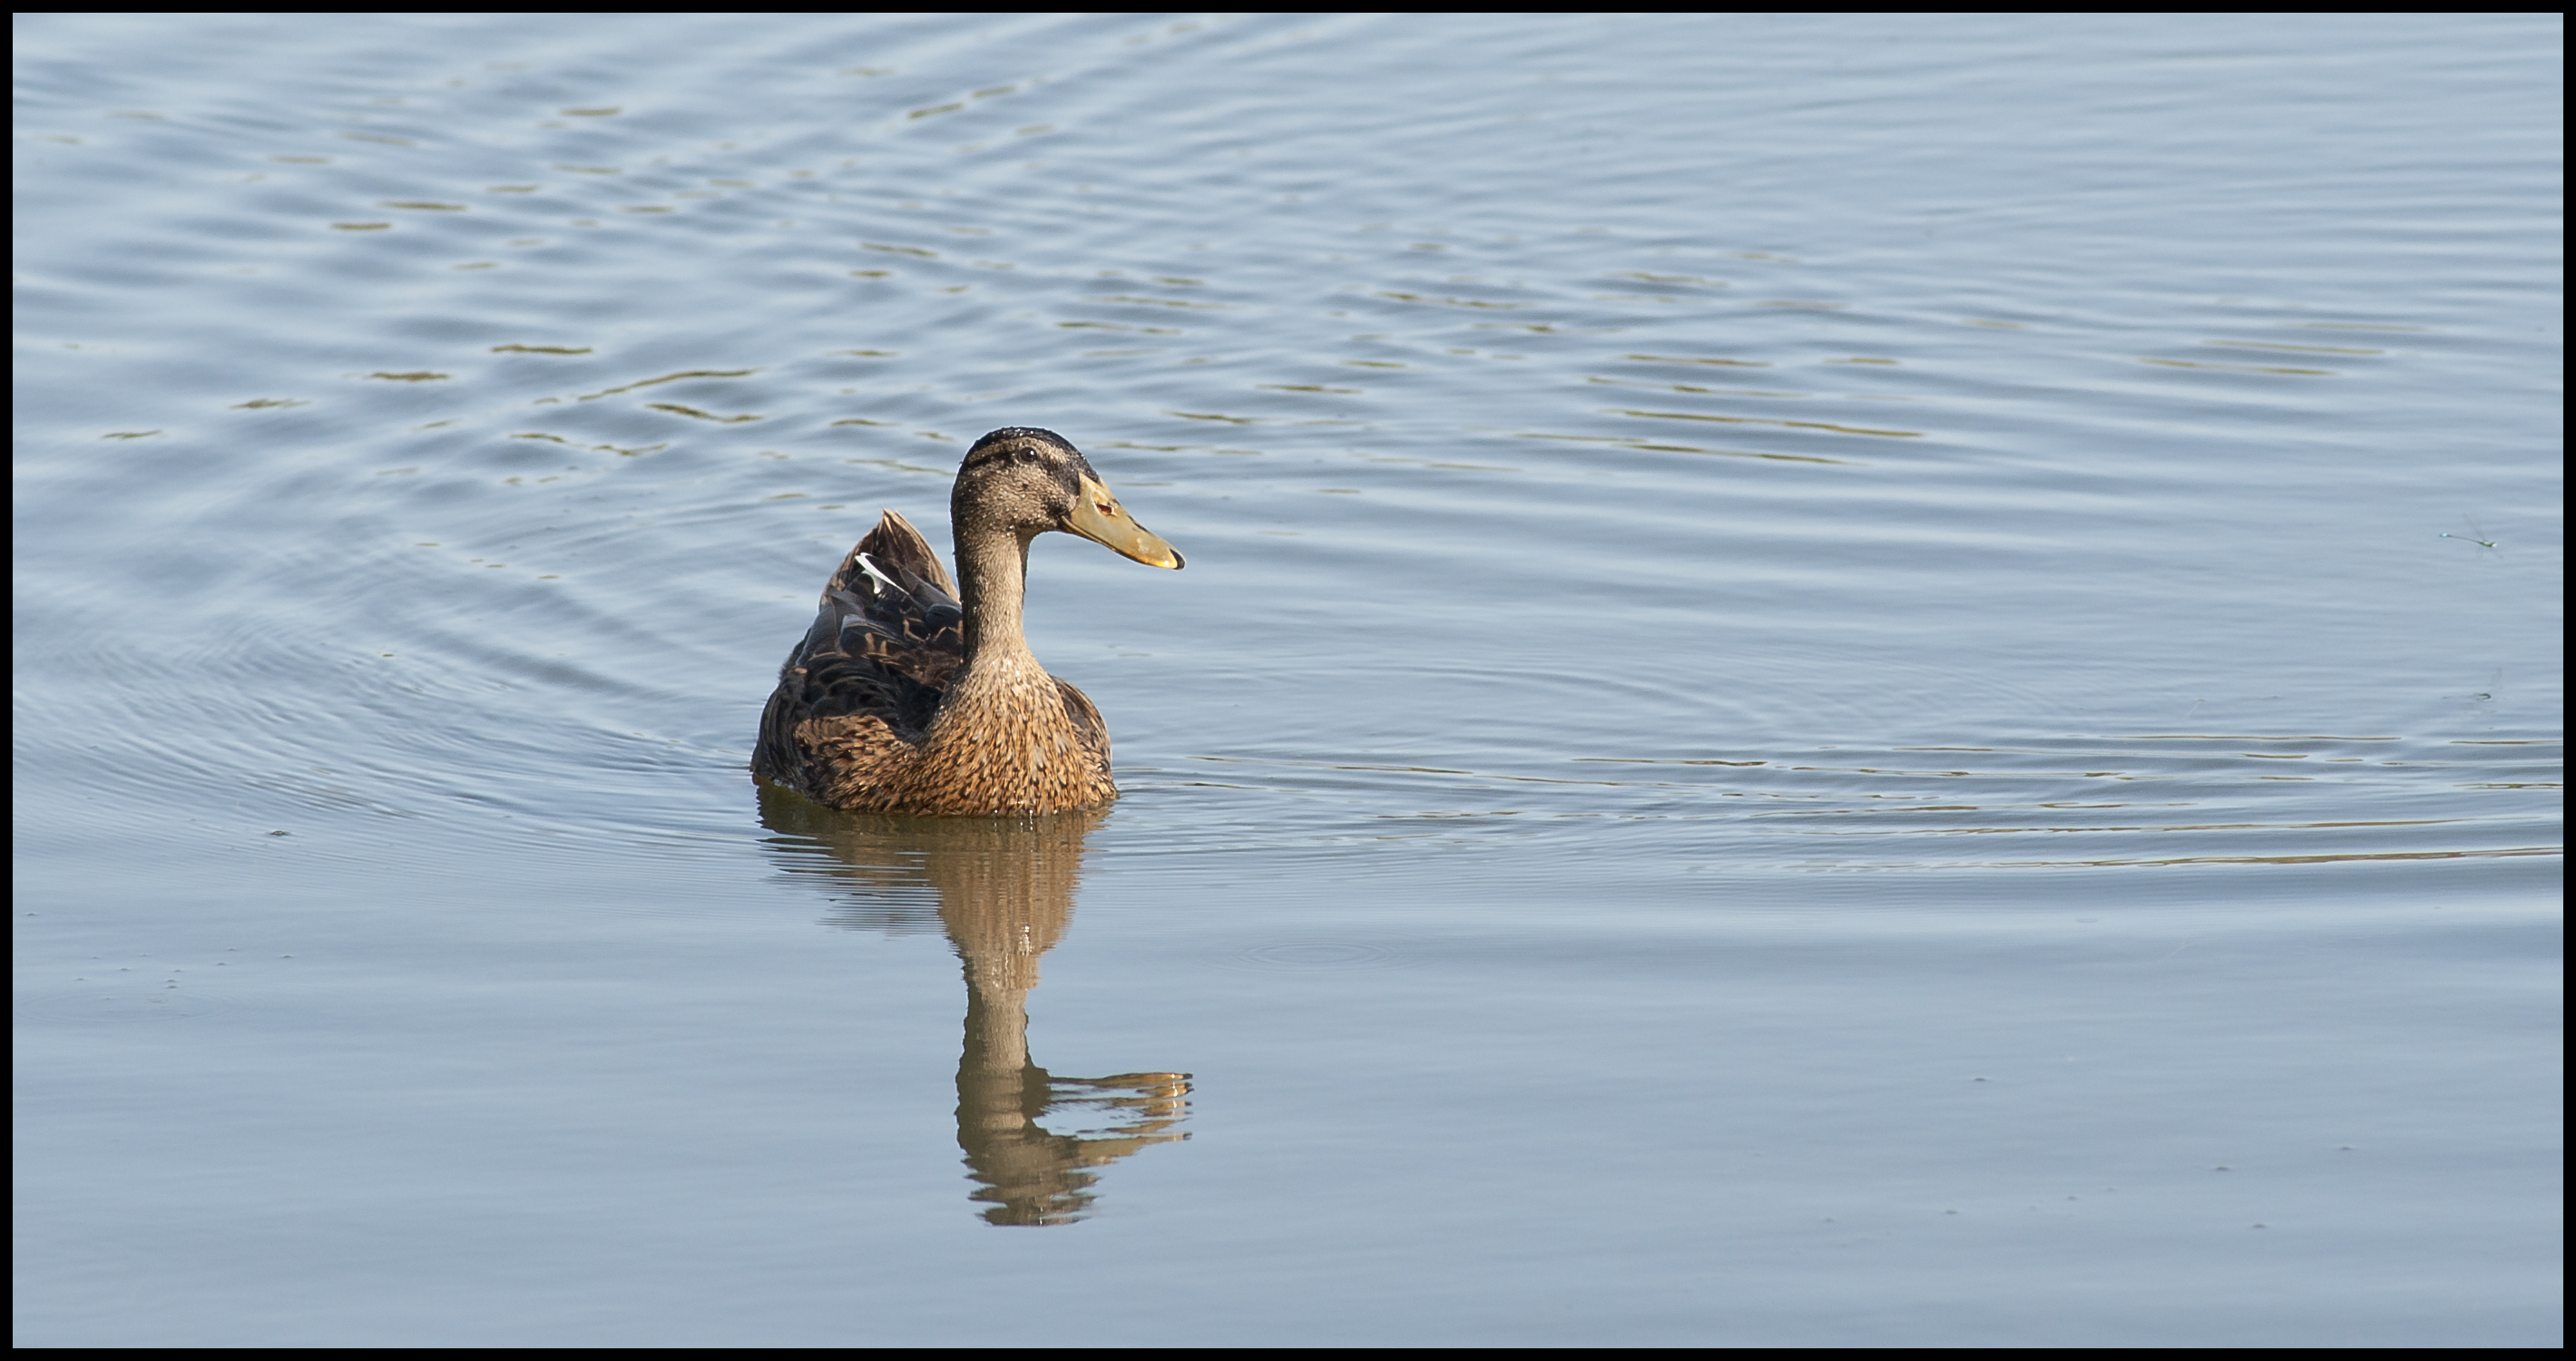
[752,427,1183,814]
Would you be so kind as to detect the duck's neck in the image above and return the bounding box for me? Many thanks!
[955,524,1035,671]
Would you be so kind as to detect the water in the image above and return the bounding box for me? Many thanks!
[12,13,2561,1345]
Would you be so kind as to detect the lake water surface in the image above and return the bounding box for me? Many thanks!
[13,13,2562,1346]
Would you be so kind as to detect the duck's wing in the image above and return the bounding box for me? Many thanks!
[840,504,955,599]
[757,510,965,764]
[1053,677,1111,769]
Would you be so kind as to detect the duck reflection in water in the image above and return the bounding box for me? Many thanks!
[758,788,1189,1226]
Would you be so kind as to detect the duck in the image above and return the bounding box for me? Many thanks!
[752,426,1184,815]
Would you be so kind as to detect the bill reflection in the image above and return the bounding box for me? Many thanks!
[759,790,1190,1225]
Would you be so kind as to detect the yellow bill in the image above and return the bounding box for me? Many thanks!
[1065,476,1185,569]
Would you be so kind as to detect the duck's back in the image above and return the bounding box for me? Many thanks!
[752,510,966,799]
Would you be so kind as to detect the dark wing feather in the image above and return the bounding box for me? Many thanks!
[752,510,965,782]
[837,505,955,599]
[1053,677,1111,769]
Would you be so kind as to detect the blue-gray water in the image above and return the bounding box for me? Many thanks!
[12,13,2561,1346]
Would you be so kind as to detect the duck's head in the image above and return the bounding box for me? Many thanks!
[953,426,1184,570]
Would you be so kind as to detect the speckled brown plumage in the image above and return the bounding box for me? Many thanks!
[751,427,1182,815]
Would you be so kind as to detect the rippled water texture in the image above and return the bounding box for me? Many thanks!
[14,14,2562,1346]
